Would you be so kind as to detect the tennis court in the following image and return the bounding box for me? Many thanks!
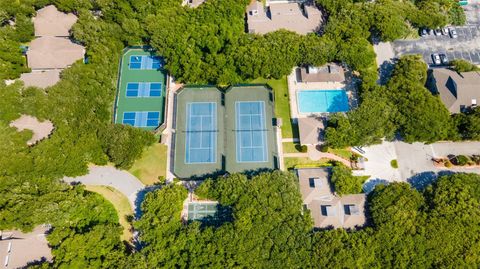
[187,202,218,220]
[185,102,217,164]
[122,111,160,127]
[114,47,167,130]
[235,101,268,163]
[129,55,162,70]
[173,85,279,178]
[126,82,162,97]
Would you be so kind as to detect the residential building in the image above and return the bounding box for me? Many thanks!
[297,168,366,229]
[429,68,480,113]
[20,5,85,88]
[298,117,325,146]
[246,1,323,35]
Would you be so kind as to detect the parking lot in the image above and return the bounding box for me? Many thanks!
[392,2,480,66]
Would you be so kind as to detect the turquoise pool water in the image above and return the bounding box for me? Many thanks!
[297,89,349,113]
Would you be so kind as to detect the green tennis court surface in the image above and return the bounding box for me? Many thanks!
[173,85,279,178]
[187,202,218,220]
[114,47,167,130]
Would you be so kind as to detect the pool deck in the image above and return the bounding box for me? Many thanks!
[287,68,350,120]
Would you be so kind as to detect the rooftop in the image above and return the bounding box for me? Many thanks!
[183,0,206,8]
[246,1,323,35]
[20,70,61,88]
[26,36,85,70]
[33,5,77,37]
[9,115,54,145]
[298,117,325,145]
[296,64,345,84]
[430,68,480,113]
[0,226,52,269]
[297,168,367,229]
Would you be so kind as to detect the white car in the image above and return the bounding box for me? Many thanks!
[442,27,449,35]
[449,28,458,38]
[432,53,441,65]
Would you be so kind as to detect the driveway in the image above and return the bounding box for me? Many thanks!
[392,2,480,66]
[63,166,145,210]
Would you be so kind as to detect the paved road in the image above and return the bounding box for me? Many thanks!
[359,141,480,191]
[392,3,480,66]
[63,166,145,210]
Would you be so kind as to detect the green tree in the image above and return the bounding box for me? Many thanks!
[330,165,366,195]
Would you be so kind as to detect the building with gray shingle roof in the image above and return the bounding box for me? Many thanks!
[33,5,77,37]
[297,168,367,229]
[246,1,323,35]
[430,68,480,113]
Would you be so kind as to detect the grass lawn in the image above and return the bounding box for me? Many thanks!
[328,148,355,160]
[129,143,167,185]
[249,77,298,138]
[283,142,307,153]
[284,157,333,170]
[85,185,133,242]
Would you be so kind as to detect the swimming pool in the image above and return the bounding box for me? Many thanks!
[297,89,349,113]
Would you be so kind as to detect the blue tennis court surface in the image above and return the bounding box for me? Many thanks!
[185,102,217,164]
[297,89,349,113]
[129,55,162,70]
[126,82,162,97]
[235,101,268,163]
[122,111,160,127]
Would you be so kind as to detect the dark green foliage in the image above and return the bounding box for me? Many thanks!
[326,55,457,147]
[136,172,480,268]
[448,3,467,25]
[330,165,366,195]
[135,172,313,268]
[100,124,156,169]
[452,155,469,166]
[450,59,480,72]
[454,107,480,140]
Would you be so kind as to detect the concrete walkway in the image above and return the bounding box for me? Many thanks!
[163,78,183,180]
[63,166,145,210]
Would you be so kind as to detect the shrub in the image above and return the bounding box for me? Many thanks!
[471,155,480,165]
[453,155,469,166]
[390,159,398,168]
[295,144,308,153]
[450,59,480,73]
[444,159,453,168]
[330,165,366,195]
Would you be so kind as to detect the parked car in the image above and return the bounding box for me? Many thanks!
[442,27,449,35]
[432,53,441,65]
[429,29,435,35]
[449,28,458,38]
[434,29,442,35]
[439,54,449,65]
[420,28,428,37]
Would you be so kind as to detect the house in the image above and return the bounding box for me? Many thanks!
[20,5,84,88]
[0,226,52,269]
[246,1,323,35]
[298,117,325,146]
[296,64,345,84]
[26,37,85,70]
[430,68,480,113]
[297,168,366,229]
[33,5,77,37]
[183,0,206,8]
